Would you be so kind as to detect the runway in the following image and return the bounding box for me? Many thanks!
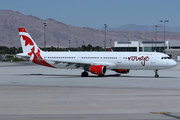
[0,61,180,120]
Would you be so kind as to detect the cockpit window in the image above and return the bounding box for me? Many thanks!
[161,57,171,59]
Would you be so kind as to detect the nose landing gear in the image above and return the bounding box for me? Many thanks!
[155,70,159,78]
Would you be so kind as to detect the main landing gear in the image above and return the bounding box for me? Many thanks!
[154,70,159,78]
[81,71,88,77]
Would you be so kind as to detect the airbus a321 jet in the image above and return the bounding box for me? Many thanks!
[16,28,177,77]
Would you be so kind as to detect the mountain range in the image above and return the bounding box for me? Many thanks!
[0,10,180,48]
[105,24,180,33]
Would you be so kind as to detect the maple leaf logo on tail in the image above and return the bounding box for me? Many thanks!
[18,28,42,55]
[18,28,55,68]
[20,35,34,46]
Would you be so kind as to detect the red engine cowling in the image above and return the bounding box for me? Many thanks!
[112,69,130,74]
[90,65,106,75]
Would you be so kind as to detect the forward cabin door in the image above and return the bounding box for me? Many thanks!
[151,53,156,67]
[77,54,81,62]
[117,55,122,63]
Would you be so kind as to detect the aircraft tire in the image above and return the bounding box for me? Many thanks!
[81,71,88,77]
[155,74,159,78]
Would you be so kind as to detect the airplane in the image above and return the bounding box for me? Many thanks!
[16,28,177,78]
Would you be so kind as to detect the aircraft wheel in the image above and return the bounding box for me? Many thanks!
[155,74,159,78]
[81,71,88,77]
[154,70,159,78]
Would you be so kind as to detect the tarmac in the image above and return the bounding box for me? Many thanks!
[0,61,180,120]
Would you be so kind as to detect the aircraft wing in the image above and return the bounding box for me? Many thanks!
[45,59,116,69]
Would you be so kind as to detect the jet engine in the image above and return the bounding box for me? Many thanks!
[90,65,106,76]
[112,69,130,74]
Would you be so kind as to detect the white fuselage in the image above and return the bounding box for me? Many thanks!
[40,51,177,70]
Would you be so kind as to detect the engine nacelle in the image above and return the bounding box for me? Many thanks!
[90,65,106,76]
[112,69,130,74]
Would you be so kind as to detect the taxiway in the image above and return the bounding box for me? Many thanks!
[0,61,180,120]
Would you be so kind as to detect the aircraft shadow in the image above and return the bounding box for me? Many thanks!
[20,74,121,78]
[20,74,178,79]
[21,74,80,78]
[118,75,178,78]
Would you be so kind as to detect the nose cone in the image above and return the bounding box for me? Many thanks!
[169,60,177,68]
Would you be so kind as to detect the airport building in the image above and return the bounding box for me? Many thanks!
[113,40,180,61]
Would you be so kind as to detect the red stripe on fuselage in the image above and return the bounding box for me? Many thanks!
[32,49,56,68]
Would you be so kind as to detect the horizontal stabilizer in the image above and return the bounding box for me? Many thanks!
[16,53,30,60]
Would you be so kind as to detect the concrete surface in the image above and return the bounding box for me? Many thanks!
[0,61,180,120]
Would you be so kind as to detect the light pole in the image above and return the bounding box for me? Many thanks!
[110,39,112,48]
[58,41,59,48]
[103,41,105,49]
[104,24,108,51]
[128,39,130,51]
[152,39,154,51]
[43,22,48,51]
[76,41,78,48]
[69,40,71,48]
[160,20,169,53]
[155,25,159,51]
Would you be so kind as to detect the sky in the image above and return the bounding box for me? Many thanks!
[0,0,180,29]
